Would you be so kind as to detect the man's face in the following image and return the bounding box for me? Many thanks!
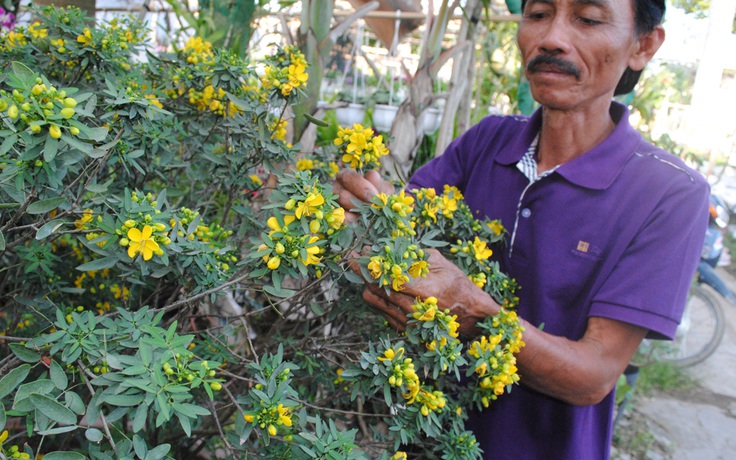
[517,0,643,110]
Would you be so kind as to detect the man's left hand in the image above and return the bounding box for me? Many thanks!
[355,249,500,338]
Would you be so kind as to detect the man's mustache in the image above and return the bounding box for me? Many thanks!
[526,55,580,78]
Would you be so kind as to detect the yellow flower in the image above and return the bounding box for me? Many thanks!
[127,225,161,261]
[77,27,93,45]
[267,215,295,233]
[486,219,504,236]
[75,209,94,230]
[288,62,308,88]
[367,256,384,279]
[391,271,410,291]
[145,94,163,109]
[378,347,403,362]
[296,158,314,171]
[408,260,428,278]
[390,452,408,460]
[276,404,292,426]
[327,207,345,229]
[418,305,436,322]
[249,174,263,186]
[295,193,325,219]
[438,195,458,218]
[302,236,321,266]
[472,236,493,261]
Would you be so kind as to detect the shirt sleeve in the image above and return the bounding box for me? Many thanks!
[589,173,710,340]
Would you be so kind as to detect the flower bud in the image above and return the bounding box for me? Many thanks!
[267,256,281,270]
[49,124,61,139]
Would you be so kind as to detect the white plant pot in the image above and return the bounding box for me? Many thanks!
[421,107,442,135]
[372,104,399,132]
[335,103,366,127]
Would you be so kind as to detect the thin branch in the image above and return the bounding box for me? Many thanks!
[78,360,117,450]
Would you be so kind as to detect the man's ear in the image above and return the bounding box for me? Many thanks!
[629,25,665,72]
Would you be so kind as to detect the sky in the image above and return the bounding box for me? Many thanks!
[656,7,710,64]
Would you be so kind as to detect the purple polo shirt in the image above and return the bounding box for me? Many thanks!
[408,102,709,459]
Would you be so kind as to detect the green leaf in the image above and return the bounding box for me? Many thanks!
[42,452,87,460]
[85,427,104,442]
[36,219,66,240]
[65,391,86,415]
[133,434,148,459]
[9,343,41,362]
[104,394,144,407]
[29,394,77,425]
[44,135,59,162]
[0,134,17,156]
[37,425,78,436]
[0,404,6,432]
[86,183,108,193]
[76,256,119,271]
[145,444,171,460]
[81,126,109,142]
[178,414,192,437]
[50,360,69,390]
[26,196,67,215]
[263,284,296,298]
[304,112,330,127]
[132,404,148,432]
[0,229,4,251]
[11,61,36,84]
[0,364,30,399]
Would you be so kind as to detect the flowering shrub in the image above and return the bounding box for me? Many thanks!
[0,7,523,460]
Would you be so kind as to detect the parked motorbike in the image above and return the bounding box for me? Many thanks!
[698,193,736,302]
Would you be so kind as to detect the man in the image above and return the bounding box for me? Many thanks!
[335,0,710,458]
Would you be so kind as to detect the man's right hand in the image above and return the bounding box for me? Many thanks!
[333,169,395,223]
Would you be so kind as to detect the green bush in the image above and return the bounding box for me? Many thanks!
[0,7,523,459]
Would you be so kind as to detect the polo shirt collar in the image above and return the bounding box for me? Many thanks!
[495,101,643,190]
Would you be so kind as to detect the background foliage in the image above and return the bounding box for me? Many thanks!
[0,7,524,459]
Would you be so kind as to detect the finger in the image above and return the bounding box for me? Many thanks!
[363,288,407,330]
[337,169,380,202]
[365,282,417,317]
[365,170,395,195]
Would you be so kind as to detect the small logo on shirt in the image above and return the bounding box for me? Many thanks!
[572,240,603,261]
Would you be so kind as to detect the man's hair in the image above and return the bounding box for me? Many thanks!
[519,0,666,95]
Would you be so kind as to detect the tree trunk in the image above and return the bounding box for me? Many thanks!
[435,0,482,157]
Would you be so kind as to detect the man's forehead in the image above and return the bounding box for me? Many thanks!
[524,0,620,8]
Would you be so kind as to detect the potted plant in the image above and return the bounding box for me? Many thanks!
[371,86,404,132]
[420,98,445,135]
[334,89,366,126]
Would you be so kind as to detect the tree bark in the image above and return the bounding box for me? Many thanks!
[435,0,482,157]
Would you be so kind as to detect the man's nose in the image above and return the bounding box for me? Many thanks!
[538,18,573,55]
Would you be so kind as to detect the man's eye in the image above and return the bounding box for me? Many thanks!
[578,17,602,26]
[524,11,548,20]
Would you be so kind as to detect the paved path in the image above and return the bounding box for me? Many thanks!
[626,267,736,459]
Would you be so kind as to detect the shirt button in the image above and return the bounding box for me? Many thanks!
[521,208,531,218]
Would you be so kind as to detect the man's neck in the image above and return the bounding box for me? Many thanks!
[536,102,617,174]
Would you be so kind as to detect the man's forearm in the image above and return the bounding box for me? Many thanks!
[513,315,647,406]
